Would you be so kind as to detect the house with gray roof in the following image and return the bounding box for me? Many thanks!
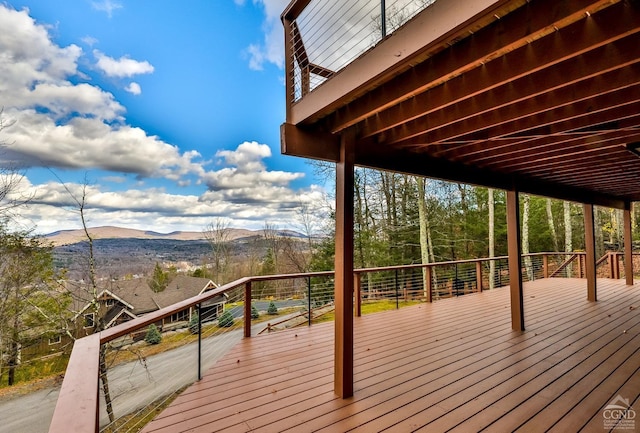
[69,276,225,339]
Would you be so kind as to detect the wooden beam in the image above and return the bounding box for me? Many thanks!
[280,123,340,162]
[506,189,524,331]
[334,131,355,398]
[624,201,634,285]
[388,78,640,147]
[584,204,597,301]
[354,146,627,209]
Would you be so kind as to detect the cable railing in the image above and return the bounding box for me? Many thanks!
[48,251,635,433]
[284,0,438,101]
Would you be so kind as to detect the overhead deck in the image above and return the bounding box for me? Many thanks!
[281,0,640,208]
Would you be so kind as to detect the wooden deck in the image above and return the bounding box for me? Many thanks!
[142,278,640,433]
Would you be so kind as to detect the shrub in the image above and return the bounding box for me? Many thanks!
[218,310,234,327]
[144,324,162,345]
[188,312,199,334]
[251,305,260,319]
[267,301,278,315]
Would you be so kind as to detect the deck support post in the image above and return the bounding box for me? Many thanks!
[506,189,524,331]
[334,132,355,398]
[624,201,633,285]
[584,204,597,301]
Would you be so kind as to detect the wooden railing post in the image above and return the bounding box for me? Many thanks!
[476,261,483,292]
[543,254,549,279]
[354,272,362,317]
[425,265,433,303]
[244,281,252,338]
[624,201,634,285]
[608,252,614,279]
[577,254,583,278]
[197,303,202,380]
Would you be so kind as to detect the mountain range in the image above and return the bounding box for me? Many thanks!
[45,226,303,246]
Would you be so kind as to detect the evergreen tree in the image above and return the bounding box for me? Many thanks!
[0,227,69,386]
[144,324,162,345]
[149,262,169,293]
[267,301,278,315]
[218,310,234,327]
[188,312,199,334]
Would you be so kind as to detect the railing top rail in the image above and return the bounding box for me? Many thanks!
[48,334,100,433]
[356,256,512,273]
[281,0,311,21]
[249,270,334,282]
[99,277,251,344]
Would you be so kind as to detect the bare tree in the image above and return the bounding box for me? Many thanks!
[522,194,533,281]
[417,177,436,297]
[0,108,33,218]
[488,188,495,289]
[57,178,116,422]
[564,201,573,276]
[546,198,560,252]
[202,218,231,283]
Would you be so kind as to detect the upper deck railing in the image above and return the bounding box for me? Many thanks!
[282,0,437,104]
[48,251,636,432]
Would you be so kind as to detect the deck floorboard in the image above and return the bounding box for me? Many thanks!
[141,278,640,433]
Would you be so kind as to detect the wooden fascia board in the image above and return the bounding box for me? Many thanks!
[281,123,340,162]
[105,309,137,329]
[288,0,510,126]
[354,148,626,209]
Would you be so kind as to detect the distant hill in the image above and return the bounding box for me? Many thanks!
[46,226,260,246]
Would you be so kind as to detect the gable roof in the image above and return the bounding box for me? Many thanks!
[108,279,158,314]
[68,275,221,322]
[153,275,218,308]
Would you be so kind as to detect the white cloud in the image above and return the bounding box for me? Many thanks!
[5,174,327,234]
[27,82,124,120]
[3,112,204,178]
[81,36,99,47]
[0,5,201,181]
[201,141,305,207]
[0,5,328,234]
[243,0,290,70]
[125,82,142,95]
[0,6,81,101]
[91,0,123,18]
[94,50,154,78]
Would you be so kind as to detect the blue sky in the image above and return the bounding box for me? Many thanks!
[0,0,329,234]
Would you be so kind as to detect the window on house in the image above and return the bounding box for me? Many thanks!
[84,313,95,328]
[48,335,61,345]
[168,310,189,323]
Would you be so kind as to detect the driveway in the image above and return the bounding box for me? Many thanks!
[0,320,273,433]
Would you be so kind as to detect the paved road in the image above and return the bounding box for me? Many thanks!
[0,320,274,433]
